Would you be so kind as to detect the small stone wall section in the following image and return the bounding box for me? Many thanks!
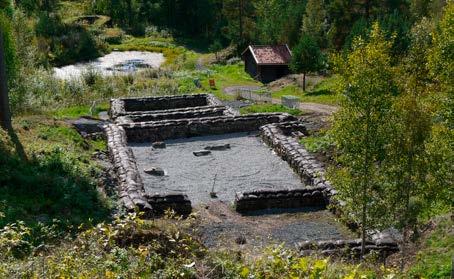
[110,94,236,120]
[110,98,126,119]
[116,106,229,124]
[105,124,152,212]
[260,122,332,189]
[235,186,329,213]
[298,238,399,258]
[144,194,192,216]
[122,113,297,143]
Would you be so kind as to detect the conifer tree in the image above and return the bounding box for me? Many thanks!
[301,0,328,48]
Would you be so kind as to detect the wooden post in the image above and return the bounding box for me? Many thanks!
[0,28,12,131]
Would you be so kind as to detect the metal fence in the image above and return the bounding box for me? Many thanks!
[234,88,272,103]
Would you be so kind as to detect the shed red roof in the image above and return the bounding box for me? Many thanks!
[242,45,292,65]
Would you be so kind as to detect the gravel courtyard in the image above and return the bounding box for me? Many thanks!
[130,132,305,205]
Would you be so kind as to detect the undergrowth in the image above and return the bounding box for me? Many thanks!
[240,104,302,116]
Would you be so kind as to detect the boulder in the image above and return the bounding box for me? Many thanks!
[204,144,231,151]
[193,150,211,156]
[152,142,166,149]
[144,167,165,176]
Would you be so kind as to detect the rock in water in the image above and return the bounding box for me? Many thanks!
[193,150,211,156]
[144,167,165,176]
[152,142,166,149]
[204,144,231,151]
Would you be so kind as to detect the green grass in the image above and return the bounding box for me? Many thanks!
[240,104,302,116]
[51,104,110,119]
[199,63,261,99]
[0,116,110,229]
[110,37,187,66]
[408,215,454,278]
[271,76,342,105]
[299,133,333,153]
[59,1,88,21]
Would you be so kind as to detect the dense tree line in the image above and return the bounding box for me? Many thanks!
[84,0,446,52]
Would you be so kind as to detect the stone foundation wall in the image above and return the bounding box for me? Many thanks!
[105,124,152,213]
[145,194,192,216]
[122,113,297,143]
[235,186,330,213]
[105,124,193,216]
[260,122,332,189]
[298,238,399,258]
[110,94,224,119]
[115,106,229,124]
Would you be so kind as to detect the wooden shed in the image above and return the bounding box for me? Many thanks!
[241,45,292,83]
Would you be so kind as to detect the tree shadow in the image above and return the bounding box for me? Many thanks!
[6,128,27,160]
[305,89,333,97]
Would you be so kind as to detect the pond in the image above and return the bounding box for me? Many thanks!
[53,51,165,80]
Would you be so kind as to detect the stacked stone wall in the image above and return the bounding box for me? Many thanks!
[116,106,229,124]
[105,124,192,216]
[105,124,152,213]
[260,122,332,188]
[122,114,296,143]
[235,186,330,213]
[298,238,399,258]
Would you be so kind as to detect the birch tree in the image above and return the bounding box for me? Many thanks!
[330,23,396,257]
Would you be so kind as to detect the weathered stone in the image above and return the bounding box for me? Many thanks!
[152,142,166,149]
[235,236,247,245]
[193,150,211,156]
[144,167,165,176]
[204,144,231,151]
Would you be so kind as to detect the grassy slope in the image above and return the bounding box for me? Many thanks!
[407,215,454,278]
[271,76,342,105]
[0,114,110,228]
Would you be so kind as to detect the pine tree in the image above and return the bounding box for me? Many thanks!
[301,0,328,48]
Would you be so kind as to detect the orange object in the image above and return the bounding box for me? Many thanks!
[209,79,216,88]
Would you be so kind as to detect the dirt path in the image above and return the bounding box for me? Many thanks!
[223,86,338,116]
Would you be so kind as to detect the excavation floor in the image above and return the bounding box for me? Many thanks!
[130,132,304,205]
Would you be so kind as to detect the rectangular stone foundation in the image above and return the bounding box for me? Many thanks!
[110,94,224,119]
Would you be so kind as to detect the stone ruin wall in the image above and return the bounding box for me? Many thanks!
[106,94,297,216]
[234,121,338,213]
[234,121,399,256]
[122,113,297,143]
[110,93,236,119]
[105,94,399,256]
[116,106,229,124]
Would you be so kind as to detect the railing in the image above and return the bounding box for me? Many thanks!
[234,88,272,103]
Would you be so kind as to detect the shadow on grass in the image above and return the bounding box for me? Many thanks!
[0,128,110,230]
[304,89,333,97]
[173,35,211,53]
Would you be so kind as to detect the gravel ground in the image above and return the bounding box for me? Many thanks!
[195,201,355,250]
[130,132,305,205]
